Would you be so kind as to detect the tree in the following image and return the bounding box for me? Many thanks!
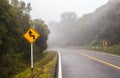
[0,0,49,78]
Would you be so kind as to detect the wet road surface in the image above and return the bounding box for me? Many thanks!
[59,48,120,78]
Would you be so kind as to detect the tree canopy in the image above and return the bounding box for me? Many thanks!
[0,0,49,77]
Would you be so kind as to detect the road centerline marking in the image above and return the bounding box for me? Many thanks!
[78,52,120,70]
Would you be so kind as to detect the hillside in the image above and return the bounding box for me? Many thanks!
[48,0,120,46]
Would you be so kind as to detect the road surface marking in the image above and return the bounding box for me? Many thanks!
[78,52,120,70]
[47,49,62,78]
[57,50,63,78]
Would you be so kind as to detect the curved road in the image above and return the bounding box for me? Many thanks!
[59,48,120,78]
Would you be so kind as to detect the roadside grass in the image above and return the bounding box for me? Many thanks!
[86,45,120,56]
[15,51,58,78]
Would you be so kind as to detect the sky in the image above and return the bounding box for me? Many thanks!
[23,0,109,23]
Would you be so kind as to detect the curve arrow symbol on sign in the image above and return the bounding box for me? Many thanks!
[29,31,35,40]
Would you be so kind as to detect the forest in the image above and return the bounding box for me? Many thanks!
[0,0,49,78]
[48,0,120,46]
[1,0,120,77]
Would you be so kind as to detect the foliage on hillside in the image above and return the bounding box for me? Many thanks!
[0,0,49,78]
[48,0,120,46]
[86,45,120,56]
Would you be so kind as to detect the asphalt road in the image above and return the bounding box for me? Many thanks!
[59,48,120,78]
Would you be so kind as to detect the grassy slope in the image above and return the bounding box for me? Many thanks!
[86,45,120,56]
[15,51,57,78]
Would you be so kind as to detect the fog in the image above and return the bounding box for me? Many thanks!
[47,0,120,47]
[23,0,108,23]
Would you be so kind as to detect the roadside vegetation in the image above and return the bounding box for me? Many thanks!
[15,51,57,78]
[0,0,49,78]
[86,45,120,56]
[1,0,120,77]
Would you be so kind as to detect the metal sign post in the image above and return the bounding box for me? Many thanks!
[23,27,40,78]
[31,43,34,78]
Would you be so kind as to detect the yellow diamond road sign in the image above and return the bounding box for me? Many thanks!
[23,28,40,44]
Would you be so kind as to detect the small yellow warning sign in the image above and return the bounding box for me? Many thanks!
[23,28,40,44]
[102,41,108,47]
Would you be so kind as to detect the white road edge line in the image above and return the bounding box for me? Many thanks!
[47,49,62,78]
[57,50,63,78]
